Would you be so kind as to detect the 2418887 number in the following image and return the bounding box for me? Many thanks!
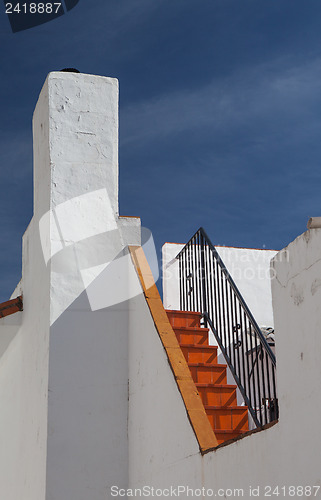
[5,3,62,14]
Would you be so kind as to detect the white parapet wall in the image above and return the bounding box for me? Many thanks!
[0,220,50,500]
[270,227,321,445]
[163,242,278,327]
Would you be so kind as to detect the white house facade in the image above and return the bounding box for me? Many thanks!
[0,71,320,500]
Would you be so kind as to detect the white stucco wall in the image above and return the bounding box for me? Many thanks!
[0,217,50,500]
[128,230,321,497]
[270,228,321,452]
[163,242,278,327]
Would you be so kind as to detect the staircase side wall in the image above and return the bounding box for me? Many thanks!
[128,272,203,490]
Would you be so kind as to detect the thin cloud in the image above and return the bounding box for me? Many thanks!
[120,54,321,147]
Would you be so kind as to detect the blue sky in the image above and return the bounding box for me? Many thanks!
[1,0,321,302]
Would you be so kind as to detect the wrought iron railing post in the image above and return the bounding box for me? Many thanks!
[200,231,207,328]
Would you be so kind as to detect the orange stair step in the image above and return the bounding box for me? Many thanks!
[166,309,202,329]
[166,309,250,446]
[181,345,218,364]
[196,383,237,406]
[173,326,209,346]
[188,363,227,384]
[204,406,249,431]
[214,429,246,445]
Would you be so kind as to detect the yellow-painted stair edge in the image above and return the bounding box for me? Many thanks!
[129,245,219,452]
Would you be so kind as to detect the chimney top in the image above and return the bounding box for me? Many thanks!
[60,68,80,73]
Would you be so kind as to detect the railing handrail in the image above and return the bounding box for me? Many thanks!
[176,227,278,428]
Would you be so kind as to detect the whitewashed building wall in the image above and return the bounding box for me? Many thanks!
[0,72,320,500]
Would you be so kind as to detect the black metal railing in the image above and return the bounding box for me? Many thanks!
[176,227,278,428]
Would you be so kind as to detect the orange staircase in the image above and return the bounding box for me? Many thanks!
[167,309,249,445]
